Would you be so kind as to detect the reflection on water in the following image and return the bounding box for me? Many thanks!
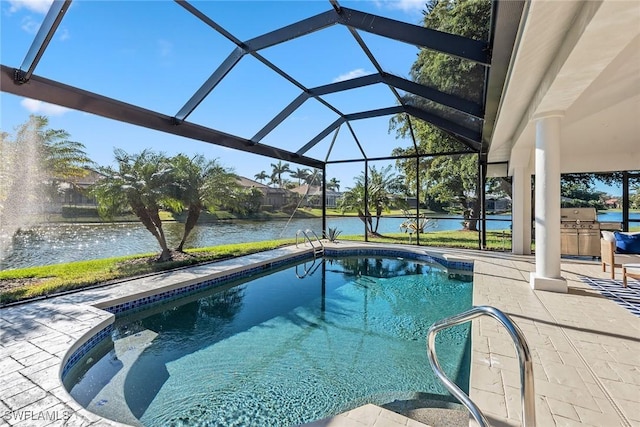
[0,215,518,270]
[20,210,640,270]
[0,219,320,270]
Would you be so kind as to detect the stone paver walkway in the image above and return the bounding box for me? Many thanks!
[1,243,639,426]
[468,251,640,427]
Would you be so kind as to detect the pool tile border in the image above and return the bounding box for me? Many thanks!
[60,324,113,378]
[102,252,313,315]
[324,247,474,272]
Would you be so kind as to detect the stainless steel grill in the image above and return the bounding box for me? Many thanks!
[560,208,620,257]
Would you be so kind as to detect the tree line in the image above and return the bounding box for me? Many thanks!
[1,115,347,261]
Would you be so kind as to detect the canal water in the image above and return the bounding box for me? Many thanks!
[1,212,636,270]
[0,215,511,270]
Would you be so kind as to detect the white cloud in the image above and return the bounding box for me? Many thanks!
[58,27,70,41]
[373,0,425,14]
[20,15,40,34]
[7,0,53,14]
[332,68,369,83]
[157,39,173,57]
[21,98,70,116]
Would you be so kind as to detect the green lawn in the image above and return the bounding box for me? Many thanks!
[339,229,513,251]
[5,219,638,306]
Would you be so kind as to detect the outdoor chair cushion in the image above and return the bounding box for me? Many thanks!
[614,231,640,254]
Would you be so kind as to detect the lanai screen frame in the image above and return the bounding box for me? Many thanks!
[1,0,523,249]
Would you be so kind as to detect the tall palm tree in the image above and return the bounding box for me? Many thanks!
[338,184,372,233]
[254,171,269,183]
[327,177,341,192]
[14,115,94,197]
[290,167,310,186]
[338,165,406,235]
[92,149,175,261]
[34,115,94,182]
[305,169,322,186]
[171,154,238,251]
[270,161,291,188]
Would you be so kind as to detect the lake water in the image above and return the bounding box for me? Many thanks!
[0,214,510,270]
[1,212,636,271]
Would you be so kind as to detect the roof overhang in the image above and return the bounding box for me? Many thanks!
[487,0,640,176]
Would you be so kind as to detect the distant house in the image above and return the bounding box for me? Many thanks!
[604,198,619,209]
[289,184,342,208]
[402,196,418,209]
[48,169,104,212]
[486,195,512,212]
[236,176,291,210]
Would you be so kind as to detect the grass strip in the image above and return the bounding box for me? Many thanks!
[339,229,514,251]
[0,239,295,305]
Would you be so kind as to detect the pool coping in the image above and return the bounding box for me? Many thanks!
[2,242,639,426]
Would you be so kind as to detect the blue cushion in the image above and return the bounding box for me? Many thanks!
[614,232,640,254]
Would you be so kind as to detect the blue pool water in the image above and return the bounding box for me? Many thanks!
[64,256,473,427]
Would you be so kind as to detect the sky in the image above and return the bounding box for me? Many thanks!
[0,0,430,190]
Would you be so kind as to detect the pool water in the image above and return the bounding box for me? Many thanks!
[65,256,473,427]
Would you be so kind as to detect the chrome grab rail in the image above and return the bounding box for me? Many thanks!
[295,258,323,278]
[427,305,536,427]
[296,229,324,257]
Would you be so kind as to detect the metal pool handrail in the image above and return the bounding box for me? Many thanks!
[295,258,323,279]
[426,305,536,427]
[295,229,324,257]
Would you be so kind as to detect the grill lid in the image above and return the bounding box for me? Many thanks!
[560,207,597,222]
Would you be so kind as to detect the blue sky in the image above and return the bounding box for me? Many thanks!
[1,0,428,189]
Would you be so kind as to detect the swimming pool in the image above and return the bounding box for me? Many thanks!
[63,254,473,426]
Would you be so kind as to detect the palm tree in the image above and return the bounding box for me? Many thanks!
[92,149,174,261]
[338,184,372,233]
[327,177,340,192]
[171,154,238,252]
[270,161,291,188]
[338,165,406,236]
[1,115,95,243]
[33,115,94,182]
[254,171,269,183]
[290,167,310,186]
[305,169,323,186]
[13,115,94,197]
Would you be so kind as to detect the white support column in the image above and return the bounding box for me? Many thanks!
[530,112,567,292]
[512,165,532,255]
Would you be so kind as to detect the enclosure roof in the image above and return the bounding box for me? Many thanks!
[1,0,522,169]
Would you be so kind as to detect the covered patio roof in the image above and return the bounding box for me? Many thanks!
[487,0,640,174]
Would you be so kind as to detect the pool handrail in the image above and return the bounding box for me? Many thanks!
[295,257,324,279]
[295,229,324,257]
[426,305,536,427]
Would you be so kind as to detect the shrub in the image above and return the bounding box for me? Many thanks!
[61,206,100,217]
